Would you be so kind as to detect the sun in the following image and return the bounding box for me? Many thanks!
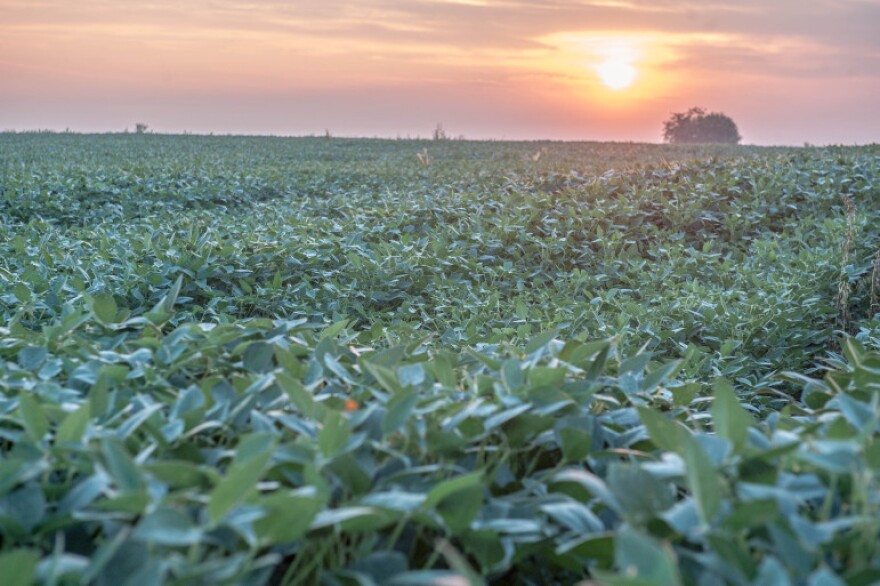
[597,58,637,90]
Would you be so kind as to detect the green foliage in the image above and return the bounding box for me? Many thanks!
[1,134,879,584]
[663,107,742,144]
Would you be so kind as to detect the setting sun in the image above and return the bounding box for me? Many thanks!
[597,59,637,90]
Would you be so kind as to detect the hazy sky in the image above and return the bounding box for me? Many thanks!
[2,0,878,144]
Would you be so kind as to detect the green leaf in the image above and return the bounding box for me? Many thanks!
[208,434,275,524]
[711,378,752,449]
[753,557,791,586]
[527,366,566,388]
[55,403,91,444]
[323,353,355,382]
[163,275,184,312]
[682,434,722,525]
[436,485,483,532]
[243,342,275,373]
[642,360,681,393]
[388,571,476,586]
[254,490,323,543]
[524,330,557,354]
[18,394,50,441]
[144,460,214,490]
[637,406,685,454]
[397,363,425,387]
[619,351,652,375]
[607,463,676,520]
[18,346,47,370]
[672,382,701,407]
[309,506,393,532]
[0,485,46,532]
[89,375,110,419]
[541,501,604,534]
[602,526,682,586]
[424,471,484,508]
[0,549,39,586]
[276,371,316,417]
[101,439,145,492]
[13,282,32,303]
[502,358,524,391]
[320,319,349,340]
[585,344,610,382]
[91,292,118,323]
[133,508,203,546]
[383,388,418,435]
[318,411,349,458]
[556,425,593,462]
[362,360,403,394]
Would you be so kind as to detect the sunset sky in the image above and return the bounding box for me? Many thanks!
[2,0,878,144]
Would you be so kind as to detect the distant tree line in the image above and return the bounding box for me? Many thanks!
[663,107,741,144]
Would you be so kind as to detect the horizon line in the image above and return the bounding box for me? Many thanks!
[2,128,876,148]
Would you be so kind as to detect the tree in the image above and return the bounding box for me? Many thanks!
[662,107,741,144]
[135,123,149,134]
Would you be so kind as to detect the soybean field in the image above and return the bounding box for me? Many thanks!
[1,133,879,585]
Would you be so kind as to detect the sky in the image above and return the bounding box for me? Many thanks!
[1,0,879,144]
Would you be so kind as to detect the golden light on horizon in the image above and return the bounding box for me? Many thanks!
[593,39,639,90]
[537,33,665,102]
[597,59,637,90]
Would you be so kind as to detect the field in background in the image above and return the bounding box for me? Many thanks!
[1,134,879,585]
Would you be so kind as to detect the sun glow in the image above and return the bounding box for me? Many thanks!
[597,59,637,90]
[538,33,658,98]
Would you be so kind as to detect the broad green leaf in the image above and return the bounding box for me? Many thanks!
[143,460,214,490]
[318,411,349,458]
[711,378,752,449]
[18,394,50,441]
[682,434,722,525]
[436,485,483,531]
[362,360,402,394]
[89,375,110,419]
[91,292,118,323]
[0,549,39,586]
[619,351,652,376]
[527,366,566,388]
[163,275,184,312]
[637,406,685,454]
[276,371,316,417]
[642,360,681,393]
[540,501,604,534]
[383,388,418,435]
[601,526,682,586]
[556,426,593,462]
[101,439,145,492]
[502,358,524,391]
[55,403,91,444]
[607,463,676,520]
[753,557,791,586]
[254,491,323,543]
[320,319,349,340]
[309,506,394,533]
[524,330,557,354]
[13,282,32,303]
[208,434,276,524]
[18,346,47,370]
[424,471,484,508]
[133,508,202,546]
[585,344,610,382]
[243,342,275,373]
